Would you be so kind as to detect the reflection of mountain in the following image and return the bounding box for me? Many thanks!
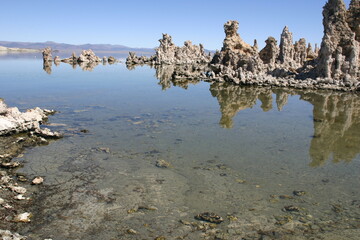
[209,82,360,166]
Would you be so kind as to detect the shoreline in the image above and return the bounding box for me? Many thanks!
[0,99,62,240]
[0,46,40,53]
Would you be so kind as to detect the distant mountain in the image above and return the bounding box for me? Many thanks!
[0,45,40,53]
[0,41,155,54]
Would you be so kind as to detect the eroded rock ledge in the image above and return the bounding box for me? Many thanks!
[0,99,61,138]
[128,0,360,91]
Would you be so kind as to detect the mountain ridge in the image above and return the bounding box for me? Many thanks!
[0,40,155,54]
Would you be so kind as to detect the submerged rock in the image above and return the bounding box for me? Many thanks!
[195,212,224,224]
[13,212,32,223]
[31,177,44,185]
[155,159,171,168]
[0,230,26,240]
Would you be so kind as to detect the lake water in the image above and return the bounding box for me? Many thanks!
[1,53,360,239]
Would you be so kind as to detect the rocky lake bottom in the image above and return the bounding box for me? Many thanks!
[0,54,360,239]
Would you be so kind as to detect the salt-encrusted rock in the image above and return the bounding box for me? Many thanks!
[9,185,27,194]
[294,38,307,66]
[0,229,26,240]
[33,128,62,139]
[278,26,296,66]
[125,0,358,91]
[77,49,102,63]
[31,176,44,185]
[108,56,116,63]
[53,56,61,64]
[347,0,360,42]
[317,0,359,80]
[259,37,279,67]
[61,52,77,63]
[211,20,258,68]
[126,52,154,65]
[221,20,255,56]
[155,34,211,65]
[13,212,32,223]
[0,99,61,137]
[42,47,52,62]
[0,99,7,115]
[306,43,317,61]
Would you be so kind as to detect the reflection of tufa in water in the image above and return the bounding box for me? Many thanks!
[210,82,360,166]
[303,91,360,166]
[155,64,209,90]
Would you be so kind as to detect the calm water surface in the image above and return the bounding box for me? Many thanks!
[0,54,359,239]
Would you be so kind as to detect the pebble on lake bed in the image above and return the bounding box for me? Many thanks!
[32,177,44,185]
[126,229,137,235]
[293,190,306,196]
[9,185,27,194]
[283,205,300,212]
[195,212,224,224]
[155,159,171,168]
[154,237,166,240]
[14,194,27,200]
[13,212,32,223]
[1,161,21,168]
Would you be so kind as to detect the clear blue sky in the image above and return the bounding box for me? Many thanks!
[0,0,351,50]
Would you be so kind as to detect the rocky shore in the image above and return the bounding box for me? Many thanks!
[0,99,62,239]
[127,0,360,92]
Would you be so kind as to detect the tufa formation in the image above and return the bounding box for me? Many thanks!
[127,0,360,91]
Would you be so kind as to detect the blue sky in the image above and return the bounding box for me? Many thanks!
[0,0,351,50]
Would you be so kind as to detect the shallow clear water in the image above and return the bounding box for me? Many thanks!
[1,54,360,239]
